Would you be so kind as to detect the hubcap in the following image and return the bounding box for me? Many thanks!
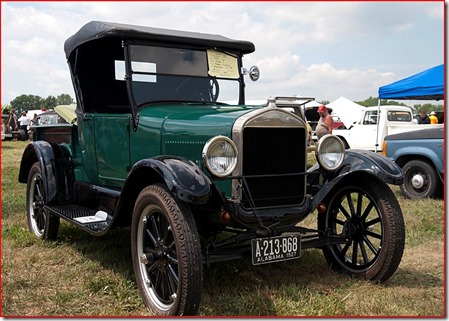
[411,173,425,189]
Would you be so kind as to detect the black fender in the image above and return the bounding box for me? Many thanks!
[308,149,403,209]
[18,141,58,203]
[121,156,212,205]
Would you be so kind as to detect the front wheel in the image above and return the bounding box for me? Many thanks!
[400,160,440,199]
[131,185,203,316]
[318,178,405,283]
[26,162,60,240]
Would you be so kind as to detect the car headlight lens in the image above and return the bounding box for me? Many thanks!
[316,134,345,171]
[203,136,238,177]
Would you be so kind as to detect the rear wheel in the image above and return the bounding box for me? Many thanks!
[318,178,405,283]
[131,185,203,316]
[26,162,60,240]
[400,160,440,199]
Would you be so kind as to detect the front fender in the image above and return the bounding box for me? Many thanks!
[18,141,57,202]
[309,149,403,209]
[391,146,444,175]
[125,156,212,204]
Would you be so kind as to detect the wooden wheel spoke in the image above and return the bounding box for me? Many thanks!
[166,254,178,265]
[363,235,379,255]
[359,240,370,264]
[365,216,381,227]
[146,261,158,274]
[145,228,157,246]
[361,201,375,221]
[150,215,161,241]
[341,241,351,257]
[351,240,359,264]
[167,264,178,295]
[35,182,43,200]
[346,194,356,217]
[365,230,382,240]
[338,204,351,220]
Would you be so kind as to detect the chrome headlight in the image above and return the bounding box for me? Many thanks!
[202,136,238,177]
[316,134,345,171]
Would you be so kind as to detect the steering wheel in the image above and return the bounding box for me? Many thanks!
[209,78,219,101]
[175,78,220,102]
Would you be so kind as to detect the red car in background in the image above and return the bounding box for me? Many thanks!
[332,115,346,129]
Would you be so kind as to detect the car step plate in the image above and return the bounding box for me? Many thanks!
[251,234,301,265]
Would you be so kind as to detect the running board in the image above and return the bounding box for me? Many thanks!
[45,205,113,235]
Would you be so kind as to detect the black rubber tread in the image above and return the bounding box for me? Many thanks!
[400,159,440,199]
[26,162,60,240]
[131,184,203,316]
[319,177,405,283]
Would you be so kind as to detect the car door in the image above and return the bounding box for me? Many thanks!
[94,114,131,188]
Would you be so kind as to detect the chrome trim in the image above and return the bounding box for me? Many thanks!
[202,136,238,177]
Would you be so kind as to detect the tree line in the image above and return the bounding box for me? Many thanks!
[1,94,443,116]
[2,94,74,115]
[354,96,444,115]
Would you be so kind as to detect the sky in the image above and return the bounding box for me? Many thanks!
[1,1,445,106]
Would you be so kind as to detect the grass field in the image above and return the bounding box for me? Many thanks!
[1,140,445,317]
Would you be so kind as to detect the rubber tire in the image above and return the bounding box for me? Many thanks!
[131,185,203,316]
[19,129,28,141]
[26,162,60,240]
[400,160,440,199]
[318,178,405,283]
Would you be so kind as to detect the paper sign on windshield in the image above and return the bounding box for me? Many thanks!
[207,49,239,79]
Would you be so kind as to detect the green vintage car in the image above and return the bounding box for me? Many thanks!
[19,21,405,316]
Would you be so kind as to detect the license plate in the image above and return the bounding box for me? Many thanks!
[251,234,301,265]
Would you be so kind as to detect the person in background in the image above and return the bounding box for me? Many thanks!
[30,113,38,126]
[417,110,430,124]
[429,111,438,124]
[316,105,333,140]
[8,108,18,131]
[18,111,30,131]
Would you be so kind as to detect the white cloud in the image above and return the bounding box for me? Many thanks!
[1,1,444,106]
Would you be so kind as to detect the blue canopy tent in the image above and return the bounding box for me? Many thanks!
[378,64,444,100]
[374,64,444,151]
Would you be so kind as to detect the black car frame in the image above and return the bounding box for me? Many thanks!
[19,21,405,316]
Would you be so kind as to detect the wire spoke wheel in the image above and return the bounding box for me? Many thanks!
[139,209,178,307]
[131,185,202,316]
[26,162,59,240]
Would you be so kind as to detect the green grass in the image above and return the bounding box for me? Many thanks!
[1,140,445,316]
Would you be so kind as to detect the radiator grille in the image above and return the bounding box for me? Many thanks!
[241,127,306,209]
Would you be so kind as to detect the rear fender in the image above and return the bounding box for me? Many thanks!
[18,141,58,202]
[308,150,403,209]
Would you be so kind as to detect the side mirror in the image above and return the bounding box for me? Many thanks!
[243,66,260,81]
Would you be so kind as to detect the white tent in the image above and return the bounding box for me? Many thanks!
[327,96,365,128]
[304,100,322,108]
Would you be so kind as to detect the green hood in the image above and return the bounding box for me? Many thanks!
[136,103,260,162]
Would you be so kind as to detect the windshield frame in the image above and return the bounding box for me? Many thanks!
[123,41,246,129]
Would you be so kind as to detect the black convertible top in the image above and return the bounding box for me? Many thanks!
[64,21,256,59]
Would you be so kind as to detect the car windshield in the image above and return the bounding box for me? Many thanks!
[118,45,241,105]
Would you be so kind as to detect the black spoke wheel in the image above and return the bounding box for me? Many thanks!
[26,162,59,240]
[131,185,202,316]
[319,178,405,282]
